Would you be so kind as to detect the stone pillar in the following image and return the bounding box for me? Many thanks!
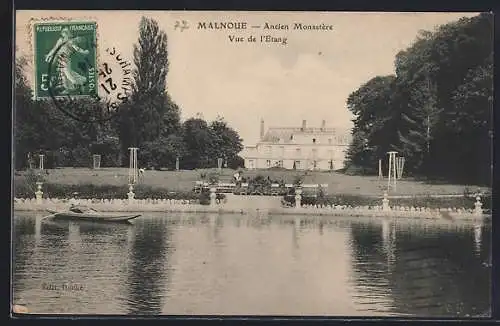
[35,182,43,204]
[474,195,483,217]
[295,187,302,209]
[39,154,44,171]
[127,184,135,204]
[128,147,139,185]
[382,191,390,211]
[209,187,217,207]
[387,151,398,191]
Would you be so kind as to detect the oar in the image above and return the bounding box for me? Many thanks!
[40,210,57,220]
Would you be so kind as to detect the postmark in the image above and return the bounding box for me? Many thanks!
[32,20,132,123]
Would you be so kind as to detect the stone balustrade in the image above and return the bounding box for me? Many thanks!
[14,183,487,221]
[289,188,486,221]
[13,197,228,213]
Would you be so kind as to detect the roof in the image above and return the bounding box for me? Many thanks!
[262,128,295,143]
[261,127,350,144]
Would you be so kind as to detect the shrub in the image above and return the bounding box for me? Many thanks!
[198,188,226,205]
[14,181,229,206]
[207,171,220,185]
[292,174,304,186]
[14,169,47,198]
[42,183,127,199]
[133,185,199,200]
[282,193,491,210]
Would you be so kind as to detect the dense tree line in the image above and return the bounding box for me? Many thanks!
[14,17,244,171]
[345,13,492,185]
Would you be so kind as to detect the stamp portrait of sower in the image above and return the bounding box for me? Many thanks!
[34,22,98,98]
[44,27,90,94]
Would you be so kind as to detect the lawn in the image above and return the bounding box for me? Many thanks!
[13,167,490,197]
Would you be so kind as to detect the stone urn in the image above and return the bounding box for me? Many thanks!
[474,195,483,216]
[127,184,135,202]
[294,187,303,209]
[382,191,390,211]
[35,182,44,204]
[209,187,217,207]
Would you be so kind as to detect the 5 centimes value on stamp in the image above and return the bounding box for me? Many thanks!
[34,22,98,99]
[33,20,132,123]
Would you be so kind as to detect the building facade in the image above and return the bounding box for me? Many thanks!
[240,119,351,171]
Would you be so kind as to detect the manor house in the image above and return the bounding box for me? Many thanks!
[241,119,351,171]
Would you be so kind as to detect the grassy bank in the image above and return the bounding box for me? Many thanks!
[13,168,491,212]
[13,167,490,197]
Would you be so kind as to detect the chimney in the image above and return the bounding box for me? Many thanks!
[302,120,307,131]
[321,120,326,130]
[260,119,265,139]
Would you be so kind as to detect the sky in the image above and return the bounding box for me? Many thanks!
[15,11,479,145]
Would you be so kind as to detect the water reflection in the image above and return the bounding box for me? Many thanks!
[473,221,483,256]
[125,217,173,315]
[349,220,491,317]
[12,213,491,316]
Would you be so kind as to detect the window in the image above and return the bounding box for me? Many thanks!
[295,160,301,169]
[280,146,285,157]
[278,160,283,167]
[313,161,317,169]
[312,148,318,159]
[248,160,254,169]
[313,138,316,144]
[265,146,272,154]
[266,160,271,167]
[296,148,301,157]
[328,138,332,145]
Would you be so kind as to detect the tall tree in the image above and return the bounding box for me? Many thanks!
[209,116,244,166]
[118,16,181,159]
[345,13,492,184]
[345,75,398,172]
[182,118,214,169]
[14,51,35,169]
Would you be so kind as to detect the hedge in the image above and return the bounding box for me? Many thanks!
[13,182,226,205]
[282,193,491,211]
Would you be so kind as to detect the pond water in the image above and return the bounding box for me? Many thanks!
[12,212,491,317]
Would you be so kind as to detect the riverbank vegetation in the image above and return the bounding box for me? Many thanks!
[14,167,490,197]
[14,182,226,205]
[14,172,490,211]
[282,192,491,212]
[345,13,492,186]
[14,170,226,204]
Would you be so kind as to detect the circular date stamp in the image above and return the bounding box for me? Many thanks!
[34,21,132,122]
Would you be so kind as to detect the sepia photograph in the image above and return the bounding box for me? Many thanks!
[12,10,492,317]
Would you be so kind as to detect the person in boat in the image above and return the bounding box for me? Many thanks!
[68,192,97,213]
[69,204,98,214]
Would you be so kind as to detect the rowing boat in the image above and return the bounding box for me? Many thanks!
[46,208,141,222]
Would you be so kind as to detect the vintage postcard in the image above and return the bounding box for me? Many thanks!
[13,10,492,317]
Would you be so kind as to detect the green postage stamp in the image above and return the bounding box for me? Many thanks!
[33,21,98,98]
